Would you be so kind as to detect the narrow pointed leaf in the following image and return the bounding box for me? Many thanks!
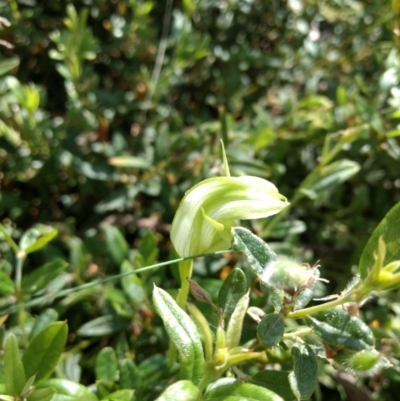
[226,291,250,348]
[0,224,19,253]
[103,224,129,266]
[359,201,400,279]
[218,268,247,322]
[0,57,20,76]
[22,259,68,294]
[121,260,146,306]
[152,285,204,384]
[19,226,58,255]
[289,344,318,400]
[77,315,130,337]
[301,159,360,198]
[4,334,26,396]
[232,227,282,311]
[22,321,68,382]
[0,271,15,294]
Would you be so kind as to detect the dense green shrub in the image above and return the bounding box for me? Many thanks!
[1,0,400,400]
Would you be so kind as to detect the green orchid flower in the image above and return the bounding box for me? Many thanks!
[171,175,289,258]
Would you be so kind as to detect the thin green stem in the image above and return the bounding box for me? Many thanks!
[0,249,233,316]
[15,252,28,344]
[15,252,25,293]
[282,327,313,341]
[187,303,214,362]
[197,365,221,393]
[287,294,352,319]
[176,259,193,309]
[226,351,266,366]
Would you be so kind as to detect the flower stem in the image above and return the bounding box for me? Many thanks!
[176,259,193,309]
[287,294,351,319]
[15,252,28,344]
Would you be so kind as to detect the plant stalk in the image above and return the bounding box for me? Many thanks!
[176,259,194,309]
[288,294,352,319]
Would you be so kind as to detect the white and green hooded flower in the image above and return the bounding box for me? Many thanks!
[171,175,289,257]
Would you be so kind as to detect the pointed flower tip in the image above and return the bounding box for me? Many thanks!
[171,175,288,257]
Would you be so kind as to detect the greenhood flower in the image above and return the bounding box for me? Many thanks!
[171,176,289,257]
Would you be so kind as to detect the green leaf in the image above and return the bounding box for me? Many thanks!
[155,380,200,401]
[108,156,150,169]
[118,359,139,390]
[120,260,146,306]
[288,344,318,400]
[30,309,59,340]
[19,226,58,255]
[226,291,250,349]
[0,224,19,253]
[307,308,375,351]
[258,313,285,349]
[152,285,204,384]
[138,354,168,389]
[359,201,400,279]
[265,220,306,239]
[0,57,20,76]
[204,378,284,401]
[97,380,117,399]
[4,334,27,396]
[27,388,56,401]
[77,315,130,337]
[22,259,68,294]
[138,230,159,265]
[252,371,296,401]
[103,224,129,266]
[218,268,248,323]
[101,389,135,401]
[22,321,68,382]
[37,379,98,401]
[232,227,282,311]
[300,159,360,199]
[0,271,15,294]
[20,373,36,398]
[95,348,118,382]
[232,228,277,276]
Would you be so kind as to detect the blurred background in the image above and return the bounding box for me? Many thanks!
[1,0,400,399]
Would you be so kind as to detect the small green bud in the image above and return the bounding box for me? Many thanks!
[261,257,316,291]
[171,176,289,257]
[333,349,384,374]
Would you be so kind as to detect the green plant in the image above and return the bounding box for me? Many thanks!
[0,322,68,401]
[1,0,400,400]
[151,156,400,400]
